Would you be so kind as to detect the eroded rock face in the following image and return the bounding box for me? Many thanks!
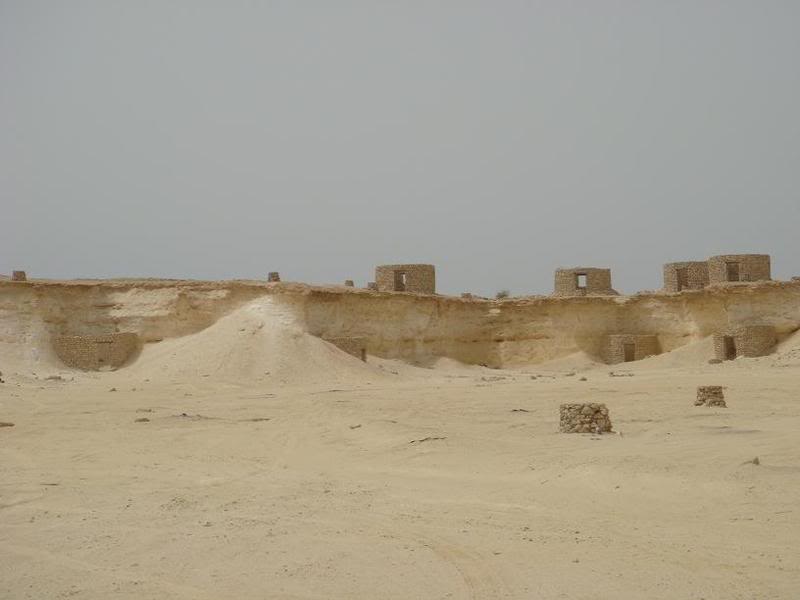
[696,386,726,407]
[559,403,612,433]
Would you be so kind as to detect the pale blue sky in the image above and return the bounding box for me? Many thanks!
[2,1,799,295]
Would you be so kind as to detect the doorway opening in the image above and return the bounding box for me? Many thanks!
[676,268,688,291]
[726,262,741,282]
[576,273,587,290]
[723,336,737,360]
[623,343,636,362]
[394,271,407,291]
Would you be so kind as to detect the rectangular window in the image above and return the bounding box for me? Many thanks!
[576,274,587,289]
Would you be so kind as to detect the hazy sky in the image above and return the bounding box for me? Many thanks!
[2,1,799,296]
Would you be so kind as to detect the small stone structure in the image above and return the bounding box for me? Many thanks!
[696,386,726,407]
[712,325,776,360]
[12,271,27,281]
[344,280,354,287]
[559,403,612,434]
[325,337,367,361]
[553,268,616,296]
[603,334,660,364]
[366,282,378,291]
[461,292,473,299]
[53,333,140,370]
[375,264,435,294]
[267,272,281,282]
[707,254,771,284]
[663,261,709,292]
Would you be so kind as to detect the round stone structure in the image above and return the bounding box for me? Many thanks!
[11,270,27,281]
[53,333,140,370]
[553,267,616,296]
[602,334,660,364]
[375,264,435,294]
[707,254,771,284]
[559,403,612,434]
[712,325,776,361]
[662,261,709,292]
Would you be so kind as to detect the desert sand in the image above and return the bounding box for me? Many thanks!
[1,288,799,599]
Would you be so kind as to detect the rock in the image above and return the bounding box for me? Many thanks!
[0,422,15,428]
[134,418,150,423]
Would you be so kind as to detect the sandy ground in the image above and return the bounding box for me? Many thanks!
[1,351,799,600]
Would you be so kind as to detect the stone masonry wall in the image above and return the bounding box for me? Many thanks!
[559,403,612,433]
[553,268,615,296]
[325,337,367,361]
[708,255,771,284]
[603,334,660,364]
[696,386,726,407]
[53,333,140,370]
[375,264,435,294]
[663,261,709,292]
[712,325,776,360]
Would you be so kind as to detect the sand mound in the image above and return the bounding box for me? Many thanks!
[119,297,382,386]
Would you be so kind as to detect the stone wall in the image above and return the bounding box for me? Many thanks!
[375,264,435,294]
[553,268,616,296]
[696,386,726,407]
[708,255,771,284]
[324,337,367,361]
[602,334,660,364]
[559,403,612,433]
[663,262,709,292]
[53,333,140,370]
[712,325,776,360]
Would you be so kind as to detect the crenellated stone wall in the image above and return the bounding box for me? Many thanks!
[53,333,141,370]
[375,264,435,294]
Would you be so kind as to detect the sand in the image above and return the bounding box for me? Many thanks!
[1,300,799,599]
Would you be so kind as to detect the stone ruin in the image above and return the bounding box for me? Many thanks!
[324,337,367,361]
[603,334,660,364]
[662,254,771,292]
[12,270,27,281]
[375,264,435,294]
[366,282,378,291]
[553,267,616,297]
[713,325,776,361]
[559,403,612,434]
[707,254,771,284]
[267,272,281,282]
[663,261,709,292]
[344,280,354,287]
[53,333,140,370]
[696,386,726,407]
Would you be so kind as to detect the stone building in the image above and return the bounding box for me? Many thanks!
[12,271,27,281]
[375,264,435,294]
[53,333,140,370]
[662,261,709,292]
[553,267,616,296]
[267,272,281,282]
[602,334,660,364]
[325,337,367,361]
[707,254,771,284]
[712,325,776,361]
